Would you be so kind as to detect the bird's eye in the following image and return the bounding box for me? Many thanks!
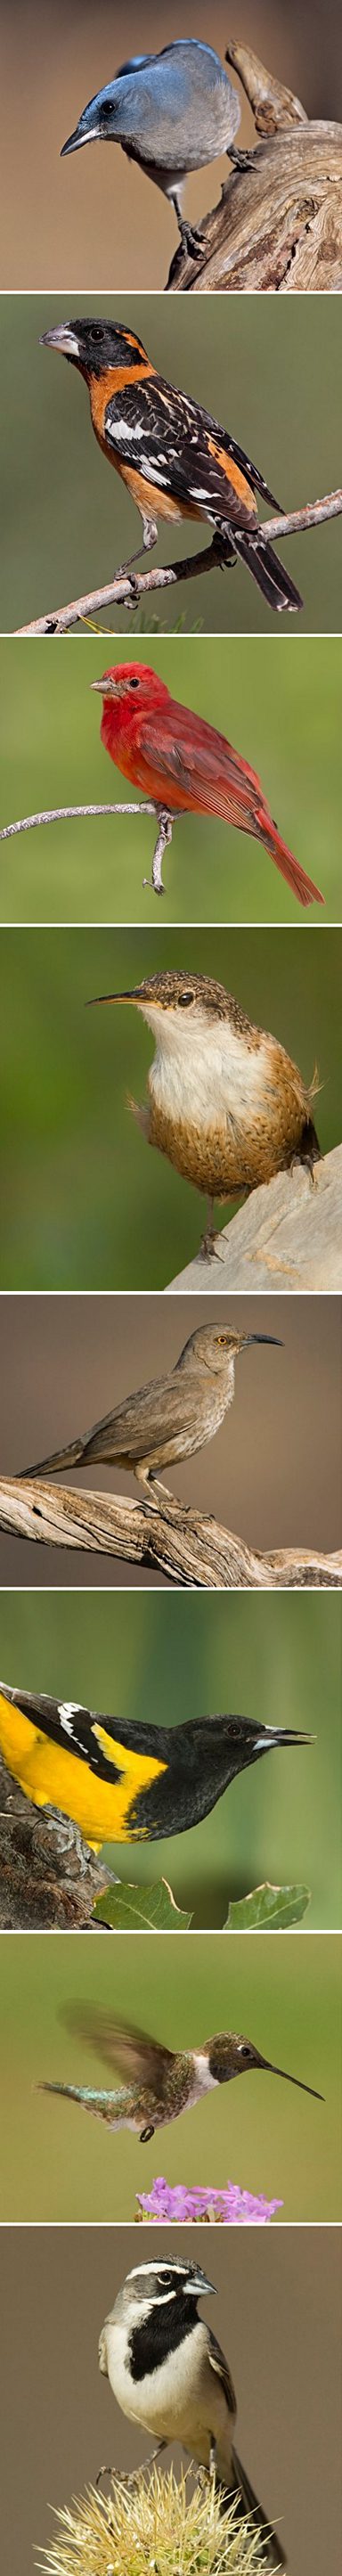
[239,2044,253,2059]
[178,992,194,1008]
[216,1335,228,1345]
[128,675,140,689]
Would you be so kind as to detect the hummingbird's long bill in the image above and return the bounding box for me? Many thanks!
[265,2060,324,2100]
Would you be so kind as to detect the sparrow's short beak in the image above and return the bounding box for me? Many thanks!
[40,325,80,357]
[188,2268,216,2297]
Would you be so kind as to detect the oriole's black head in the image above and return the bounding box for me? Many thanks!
[39,320,151,379]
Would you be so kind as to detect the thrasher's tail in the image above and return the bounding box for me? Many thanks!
[20,1437,86,1480]
[224,2444,286,2571]
[232,529,303,616]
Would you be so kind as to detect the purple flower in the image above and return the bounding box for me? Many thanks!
[135,2178,282,2224]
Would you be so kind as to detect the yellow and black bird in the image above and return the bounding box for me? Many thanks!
[40,318,302,614]
[0,1681,313,1855]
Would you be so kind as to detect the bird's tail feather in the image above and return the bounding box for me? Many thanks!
[232,531,302,616]
[258,812,323,908]
[19,1439,86,1481]
[228,2445,286,2570]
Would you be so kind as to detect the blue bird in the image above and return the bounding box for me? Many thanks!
[61,39,242,258]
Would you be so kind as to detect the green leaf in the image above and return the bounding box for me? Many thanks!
[224,1882,311,1931]
[94,1876,192,1931]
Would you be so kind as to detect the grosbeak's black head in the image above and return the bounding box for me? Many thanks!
[39,320,151,379]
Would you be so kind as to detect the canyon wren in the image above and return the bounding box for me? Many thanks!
[90,967,321,1255]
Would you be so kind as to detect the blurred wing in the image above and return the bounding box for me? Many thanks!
[60,2006,175,2089]
[208,2328,236,2417]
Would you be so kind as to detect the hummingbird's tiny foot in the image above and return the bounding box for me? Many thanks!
[140,2123,155,2143]
[209,2439,216,2481]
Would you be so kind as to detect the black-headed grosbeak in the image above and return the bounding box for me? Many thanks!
[41,319,302,612]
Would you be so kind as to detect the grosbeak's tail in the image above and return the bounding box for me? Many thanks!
[259,814,324,908]
[233,531,303,616]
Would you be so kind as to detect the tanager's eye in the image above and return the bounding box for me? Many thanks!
[127,675,140,689]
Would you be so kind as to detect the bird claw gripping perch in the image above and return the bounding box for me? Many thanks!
[142,809,175,895]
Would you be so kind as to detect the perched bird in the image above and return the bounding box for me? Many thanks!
[0,1681,313,1853]
[99,2254,285,2567]
[39,2008,323,2140]
[18,1321,281,1501]
[91,663,323,908]
[61,41,242,261]
[40,318,303,616]
[90,965,321,1255]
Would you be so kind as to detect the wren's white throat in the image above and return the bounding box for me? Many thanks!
[140,999,269,1133]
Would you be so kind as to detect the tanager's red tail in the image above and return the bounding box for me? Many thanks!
[258,813,324,909]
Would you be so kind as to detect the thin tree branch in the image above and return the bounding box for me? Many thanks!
[0,1476,339,1590]
[0,799,175,895]
[13,493,342,637]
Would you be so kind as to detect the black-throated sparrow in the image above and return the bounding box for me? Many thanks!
[99,2254,285,2568]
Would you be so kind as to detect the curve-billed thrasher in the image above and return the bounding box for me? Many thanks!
[20,1321,281,1499]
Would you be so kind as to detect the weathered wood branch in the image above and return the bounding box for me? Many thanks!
[167,42,342,293]
[0,1752,107,1927]
[13,492,342,637]
[0,1477,339,1589]
[171,1146,342,1293]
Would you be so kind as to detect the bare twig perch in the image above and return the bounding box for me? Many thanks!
[0,1476,339,1589]
[0,800,174,896]
[13,491,342,636]
[171,1147,342,1293]
[168,41,342,291]
[0,1751,106,1928]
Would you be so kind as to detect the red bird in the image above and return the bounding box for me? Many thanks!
[92,663,323,908]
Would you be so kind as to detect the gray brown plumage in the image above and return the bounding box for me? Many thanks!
[19,1320,281,1496]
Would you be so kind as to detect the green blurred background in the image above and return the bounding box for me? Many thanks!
[1,298,342,632]
[0,924,340,1285]
[0,1929,340,2219]
[0,1590,340,1925]
[1,637,340,921]
[2,0,341,290]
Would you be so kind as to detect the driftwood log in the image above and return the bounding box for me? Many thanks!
[0,1752,107,1927]
[167,41,342,293]
[0,1477,339,1590]
[171,1145,342,1293]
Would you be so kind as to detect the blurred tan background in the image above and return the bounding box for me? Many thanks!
[2,1,342,288]
[0,1291,340,1586]
[1,2226,341,2576]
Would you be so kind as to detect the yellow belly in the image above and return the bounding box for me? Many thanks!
[0,1697,167,1849]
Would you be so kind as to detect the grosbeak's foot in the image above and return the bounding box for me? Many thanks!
[229,144,256,172]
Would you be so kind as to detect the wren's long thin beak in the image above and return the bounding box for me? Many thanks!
[260,2056,324,2101]
[86,993,142,1010]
